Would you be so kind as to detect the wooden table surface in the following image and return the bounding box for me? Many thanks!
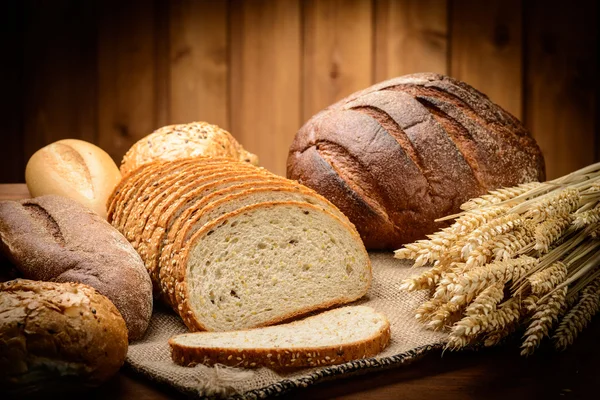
[2,184,599,400]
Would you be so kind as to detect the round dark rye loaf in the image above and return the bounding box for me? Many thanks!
[287,73,545,249]
[0,195,153,340]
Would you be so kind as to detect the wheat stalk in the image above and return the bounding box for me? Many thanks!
[398,162,600,355]
[553,276,600,351]
[520,287,567,356]
[528,261,568,295]
[460,182,544,211]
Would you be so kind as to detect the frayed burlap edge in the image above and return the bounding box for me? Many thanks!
[125,342,446,399]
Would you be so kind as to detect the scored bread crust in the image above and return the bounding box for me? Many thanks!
[169,306,391,369]
[171,201,371,332]
[120,122,259,175]
[287,72,545,249]
[0,196,153,340]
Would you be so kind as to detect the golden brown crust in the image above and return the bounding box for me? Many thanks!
[120,122,258,175]
[169,310,390,368]
[119,160,225,236]
[25,139,122,219]
[287,72,545,249]
[173,201,371,332]
[107,160,162,223]
[0,279,128,393]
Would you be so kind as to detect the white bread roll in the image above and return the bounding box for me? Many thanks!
[25,139,121,219]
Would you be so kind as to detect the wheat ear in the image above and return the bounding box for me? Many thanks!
[460,182,543,211]
[447,256,538,305]
[524,188,581,221]
[572,205,600,229]
[520,287,567,356]
[447,297,521,350]
[553,277,600,351]
[529,261,569,295]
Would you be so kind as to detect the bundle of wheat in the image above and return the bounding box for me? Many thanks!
[396,162,600,356]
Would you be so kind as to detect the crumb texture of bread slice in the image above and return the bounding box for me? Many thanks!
[169,305,390,368]
[178,201,371,332]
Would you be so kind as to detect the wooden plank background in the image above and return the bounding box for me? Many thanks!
[1,0,597,181]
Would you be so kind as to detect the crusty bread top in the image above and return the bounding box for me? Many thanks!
[120,122,259,175]
[169,305,390,368]
[287,72,545,249]
[0,279,128,388]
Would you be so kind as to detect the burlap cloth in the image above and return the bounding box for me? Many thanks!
[126,252,448,398]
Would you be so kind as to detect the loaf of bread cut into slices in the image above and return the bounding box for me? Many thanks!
[158,185,354,307]
[169,306,390,368]
[171,201,371,332]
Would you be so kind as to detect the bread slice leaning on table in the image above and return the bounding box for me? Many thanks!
[169,200,372,332]
[169,305,390,368]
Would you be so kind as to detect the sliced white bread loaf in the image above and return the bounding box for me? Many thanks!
[140,171,283,289]
[169,306,390,368]
[170,201,371,332]
[157,185,354,307]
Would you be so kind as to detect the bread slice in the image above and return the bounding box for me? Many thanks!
[107,160,162,222]
[170,201,371,332]
[121,161,235,238]
[137,170,278,289]
[169,306,390,368]
[108,160,165,226]
[115,158,234,231]
[127,164,265,247]
[112,159,199,230]
[157,184,352,307]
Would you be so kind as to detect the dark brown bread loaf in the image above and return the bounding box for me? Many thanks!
[287,73,545,249]
[0,279,128,394]
[0,195,152,340]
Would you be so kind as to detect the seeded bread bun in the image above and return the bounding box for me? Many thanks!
[0,279,128,395]
[120,122,259,176]
[25,139,121,219]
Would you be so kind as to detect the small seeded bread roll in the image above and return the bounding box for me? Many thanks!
[120,121,259,176]
[0,279,128,395]
[26,139,121,219]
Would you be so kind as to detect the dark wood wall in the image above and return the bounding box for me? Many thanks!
[1,0,597,181]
